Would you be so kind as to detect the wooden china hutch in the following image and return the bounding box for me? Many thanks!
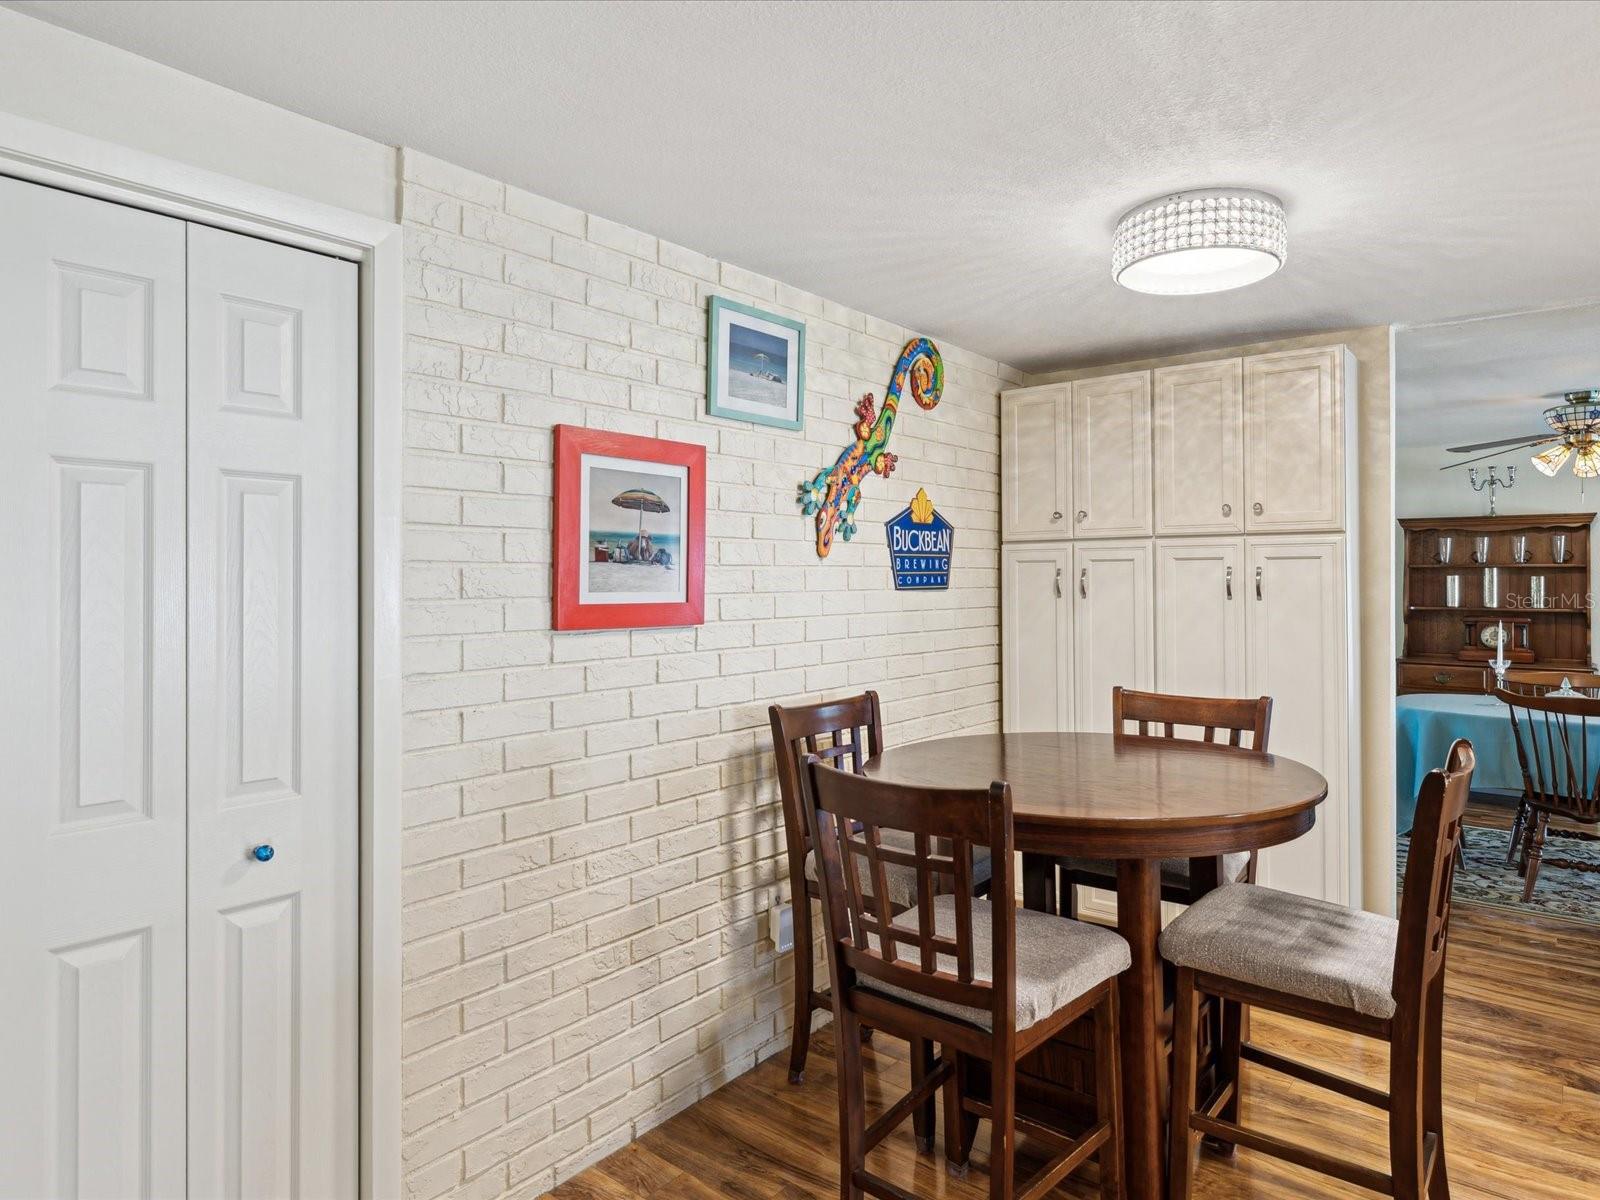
[1398,513,1595,695]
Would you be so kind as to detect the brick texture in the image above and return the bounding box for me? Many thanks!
[397,149,1019,1198]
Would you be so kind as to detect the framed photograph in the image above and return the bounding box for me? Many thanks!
[706,296,805,430]
[552,425,706,630]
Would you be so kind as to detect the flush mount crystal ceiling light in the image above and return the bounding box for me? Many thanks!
[1112,188,1288,295]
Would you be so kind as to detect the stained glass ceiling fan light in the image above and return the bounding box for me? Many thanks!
[1530,391,1600,477]
[1112,188,1287,295]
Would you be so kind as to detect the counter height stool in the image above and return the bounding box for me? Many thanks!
[1053,687,1273,916]
[1163,739,1475,1200]
[801,755,1129,1200]
[770,692,994,1153]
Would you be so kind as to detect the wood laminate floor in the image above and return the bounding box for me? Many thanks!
[543,902,1600,1199]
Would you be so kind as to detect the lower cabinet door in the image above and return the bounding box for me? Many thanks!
[1072,542,1154,732]
[1002,545,1073,731]
[1155,539,1246,698]
[1246,536,1352,903]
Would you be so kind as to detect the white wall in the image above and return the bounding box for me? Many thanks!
[0,9,397,222]
[394,149,1014,1197]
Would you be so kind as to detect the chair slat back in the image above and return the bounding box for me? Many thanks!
[1494,686,1600,823]
[1394,739,1475,1005]
[769,692,885,868]
[800,756,1014,1034]
[1112,686,1273,751]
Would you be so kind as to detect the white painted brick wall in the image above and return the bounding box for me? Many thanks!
[397,148,1019,1199]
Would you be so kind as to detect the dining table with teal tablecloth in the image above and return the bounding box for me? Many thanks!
[1394,691,1572,831]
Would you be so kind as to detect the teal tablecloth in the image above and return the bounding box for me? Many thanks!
[1394,693,1531,832]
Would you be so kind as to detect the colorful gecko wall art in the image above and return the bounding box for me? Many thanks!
[797,337,943,557]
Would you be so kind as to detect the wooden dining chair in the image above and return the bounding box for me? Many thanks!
[800,754,1129,1200]
[1495,686,1600,900]
[1054,687,1274,916]
[768,693,995,1091]
[1163,739,1476,1200]
[1503,666,1600,693]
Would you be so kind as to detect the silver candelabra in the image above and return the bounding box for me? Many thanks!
[1468,465,1516,516]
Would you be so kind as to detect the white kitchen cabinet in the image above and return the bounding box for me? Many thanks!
[1244,346,1350,533]
[1155,539,1246,697]
[1001,545,1074,731]
[1246,537,1354,904]
[1071,542,1154,731]
[1071,371,1152,539]
[1154,359,1244,535]
[1000,384,1070,540]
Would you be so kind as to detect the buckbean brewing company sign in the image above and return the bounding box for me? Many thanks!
[884,488,953,590]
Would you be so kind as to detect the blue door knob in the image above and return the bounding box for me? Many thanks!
[251,844,275,863]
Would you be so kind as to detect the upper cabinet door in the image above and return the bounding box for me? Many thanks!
[1244,347,1347,533]
[1072,371,1152,538]
[1001,385,1070,541]
[1001,545,1073,732]
[1154,359,1243,535]
[1072,542,1154,731]
[1155,539,1246,697]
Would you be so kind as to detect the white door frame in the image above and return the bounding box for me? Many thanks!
[0,111,404,1200]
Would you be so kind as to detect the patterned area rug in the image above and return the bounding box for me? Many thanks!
[1398,820,1600,927]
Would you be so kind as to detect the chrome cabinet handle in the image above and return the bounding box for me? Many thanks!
[1076,510,1087,522]
[1253,502,1264,515]
[1255,566,1263,600]
[1222,503,1232,517]
[1054,567,1062,598]
[1079,568,1087,599]
[1225,566,1233,599]
[1051,510,1063,521]
[251,844,275,863]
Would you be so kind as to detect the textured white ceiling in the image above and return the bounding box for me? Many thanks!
[1397,303,1600,450]
[10,0,1600,372]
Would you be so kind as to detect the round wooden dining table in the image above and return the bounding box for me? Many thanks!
[862,731,1328,1200]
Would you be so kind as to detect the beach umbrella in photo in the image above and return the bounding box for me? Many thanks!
[611,487,670,536]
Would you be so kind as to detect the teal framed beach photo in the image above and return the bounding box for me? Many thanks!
[706,296,806,430]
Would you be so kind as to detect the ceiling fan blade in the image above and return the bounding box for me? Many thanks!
[1437,438,1562,470]
[1444,433,1553,453]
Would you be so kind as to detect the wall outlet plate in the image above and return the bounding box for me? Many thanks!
[769,902,794,953]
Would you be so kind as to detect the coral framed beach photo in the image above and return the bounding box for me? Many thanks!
[552,426,706,630]
[706,296,805,430]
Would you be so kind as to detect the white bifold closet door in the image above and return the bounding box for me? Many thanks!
[185,224,359,1199]
[0,176,358,1200]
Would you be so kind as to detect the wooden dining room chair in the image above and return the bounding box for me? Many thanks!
[1163,739,1476,1200]
[768,691,995,1144]
[1495,686,1600,900]
[801,755,1129,1200]
[1053,687,1274,916]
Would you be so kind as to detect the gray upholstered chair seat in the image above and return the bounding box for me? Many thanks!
[1160,883,1400,1019]
[805,836,992,912]
[860,895,1131,1031]
[1057,852,1251,890]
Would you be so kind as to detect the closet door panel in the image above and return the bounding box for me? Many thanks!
[1154,359,1243,535]
[1155,539,1246,697]
[1001,385,1070,540]
[1071,371,1152,539]
[0,177,189,1200]
[1247,537,1350,903]
[1002,545,1073,731]
[186,225,360,1199]
[1072,542,1154,731]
